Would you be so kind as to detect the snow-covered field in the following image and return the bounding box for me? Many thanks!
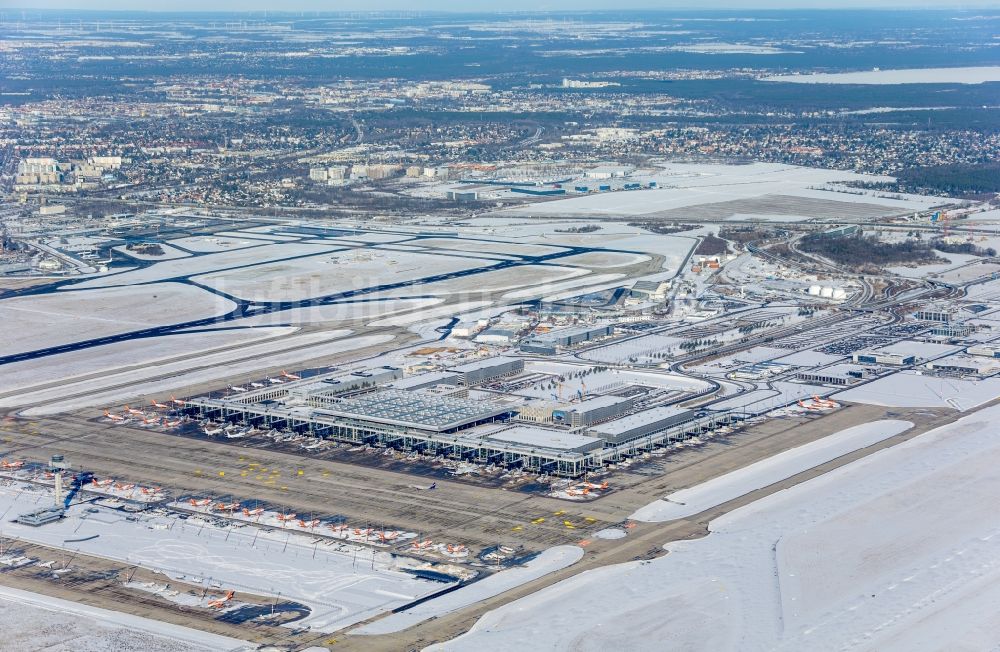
[437,404,1000,652]
[0,283,235,357]
[835,372,1000,411]
[11,333,398,416]
[367,300,494,327]
[0,327,296,394]
[168,235,274,253]
[113,242,192,261]
[232,298,444,327]
[193,249,489,302]
[415,238,568,257]
[763,65,1000,85]
[631,420,912,522]
[0,484,443,634]
[0,586,246,652]
[353,545,584,635]
[499,163,930,219]
[501,273,625,300]
[370,265,591,300]
[67,242,333,289]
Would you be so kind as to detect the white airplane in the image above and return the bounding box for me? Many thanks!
[150,399,170,409]
[170,395,187,406]
[267,377,283,384]
[228,385,248,393]
[280,370,301,380]
[249,381,265,388]
[203,425,223,436]
[103,410,126,422]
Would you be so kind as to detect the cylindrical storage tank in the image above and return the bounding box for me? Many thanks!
[808,284,822,295]
[820,286,834,298]
[832,288,847,300]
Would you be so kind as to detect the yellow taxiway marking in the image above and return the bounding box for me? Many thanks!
[553,510,565,516]
[531,517,545,524]
[511,525,523,532]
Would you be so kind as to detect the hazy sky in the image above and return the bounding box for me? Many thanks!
[8,0,1000,10]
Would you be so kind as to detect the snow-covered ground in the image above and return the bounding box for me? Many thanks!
[501,273,625,300]
[631,420,912,522]
[436,404,1000,652]
[232,298,444,327]
[763,65,1000,85]
[0,484,444,634]
[67,242,333,289]
[0,585,247,652]
[113,242,192,261]
[11,333,398,416]
[0,283,235,357]
[499,163,932,219]
[835,372,1000,411]
[367,301,494,327]
[0,327,296,394]
[193,249,490,302]
[353,545,584,635]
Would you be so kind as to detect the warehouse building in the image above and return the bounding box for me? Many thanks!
[447,357,524,386]
[587,405,694,445]
[967,345,1000,359]
[926,354,1000,377]
[521,323,614,353]
[552,395,635,428]
[796,363,866,386]
[853,350,915,366]
[387,371,459,391]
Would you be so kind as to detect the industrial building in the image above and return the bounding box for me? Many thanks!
[553,395,635,428]
[968,345,1000,359]
[586,406,694,445]
[289,367,403,407]
[387,371,459,391]
[475,328,517,344]
[447,357,524,386]
[925,354,1000,377]
[630,280,670,301]
[796,363,867,386]
[521,324,614,354]
[853,350,915,366]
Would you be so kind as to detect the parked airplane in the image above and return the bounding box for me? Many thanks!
[170,395,187,406]
[207,590,235,609]
[0,459,24,470]
[103,410,126,422]
[280,370,301,380]
[150,399,170,409]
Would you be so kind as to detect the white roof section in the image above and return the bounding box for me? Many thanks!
[448,356,520,374]
[802,363,867,378]
[387,371,459,390]
[869,341,960,359]
[483,426,603,453]
[588,405,691,436]
[568,395,632,412]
